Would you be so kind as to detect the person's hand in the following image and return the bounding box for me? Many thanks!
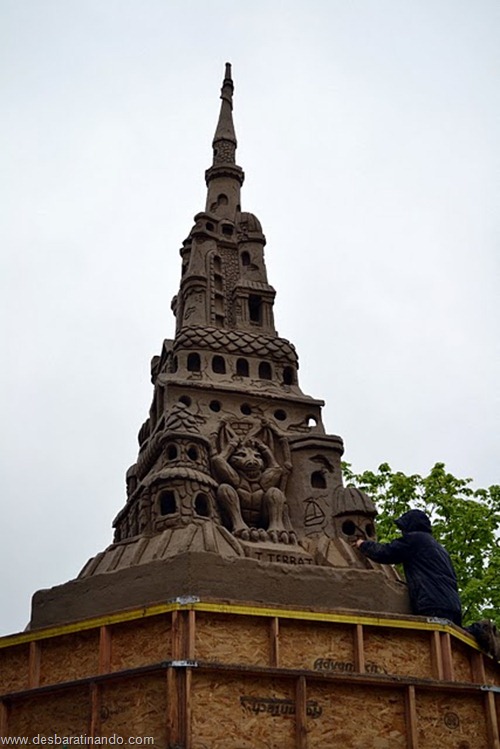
[353,538,365,549]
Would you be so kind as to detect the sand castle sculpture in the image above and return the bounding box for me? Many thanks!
[30,64,409,628]
[7,67,496,749]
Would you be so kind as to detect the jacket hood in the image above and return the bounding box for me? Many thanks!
[395,509,432,534]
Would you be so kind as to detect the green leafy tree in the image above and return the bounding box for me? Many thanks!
[342,461,500,627]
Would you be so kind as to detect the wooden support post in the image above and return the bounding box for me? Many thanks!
[270,617,280,667]
[28,641,41,688]
[485,690,500,749]
[172,610,182,660]
[186,610,196,661]
[89,683,101,737]
[430,631,443,680]
[440,632,454,681]
[166,657,192,748]
[295,676,307,749]
[166,667,179,746]
[354,624,365,673]
[184,667,192,749]
[471,650,486,684]
[171,609,194,661]
[405,685,419,749]
[98,626,112,674]
[0,701,8,737]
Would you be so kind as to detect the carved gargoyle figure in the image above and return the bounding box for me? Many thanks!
[211,422,295,544]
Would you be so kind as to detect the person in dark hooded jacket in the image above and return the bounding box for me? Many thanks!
[354,509,462,626]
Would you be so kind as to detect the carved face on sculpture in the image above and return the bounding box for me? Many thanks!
[229,445,264,480]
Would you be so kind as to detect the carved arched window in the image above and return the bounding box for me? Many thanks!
[283,366,295,385]
[187,353,201,372]
[167,444,178,461]
[159,491,177,516]
[212,355,226,374]
[236,358,249,377]
[249,294,262,324]
[187,445,199,461]
[259,361,272,380]
[342,520,356,536]
[311,471,326,489]
[156,387,165,419]
[195,493,210,517]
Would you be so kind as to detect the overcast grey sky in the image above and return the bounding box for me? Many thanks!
[1,0,499,636]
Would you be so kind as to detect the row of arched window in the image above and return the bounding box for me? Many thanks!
[341,519,375,538]
[165,443,200,462]
[157,480,365,520]
[158,490,210,518]
[156,489,376,540]
[173,352,296,385]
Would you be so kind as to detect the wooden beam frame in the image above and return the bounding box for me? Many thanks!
[0,599,478,651]
[0,600,495,746]
[187,610,196,661]
[166,667,179,746]
[0,657,496,746]
[89,682,101,736]
[270,617,280,667]
[98,626,112,674]
[430,631,443,680]
[354,623,365,673]
[440,632,454,681]
[485,690,500,749]
[405,685,419,749]
[295,675,307,749]
[0,701,8,737]
[28,641,41,688]
[471,650,486,684]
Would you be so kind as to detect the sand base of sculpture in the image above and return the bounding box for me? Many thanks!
[27,518,408,629]
[19,529,499,745]
[30,548,409,629]
[1,596,499,746]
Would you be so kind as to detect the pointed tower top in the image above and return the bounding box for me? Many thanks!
[212,62,237,154]
[205,62,244,211]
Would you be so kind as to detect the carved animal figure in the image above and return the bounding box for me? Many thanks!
[211,431,294,544]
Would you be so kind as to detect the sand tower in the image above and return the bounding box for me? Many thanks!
[1,65,498,748]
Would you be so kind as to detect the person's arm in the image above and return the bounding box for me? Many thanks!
[354,537,409,565]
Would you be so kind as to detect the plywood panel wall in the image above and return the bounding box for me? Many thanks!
[196,613,270,667]
[40,630,99,686]
[191,674,295,749]
[306,682,406,748]
[363,628,432,679]
[416,691,488,749]
[8,688,89,735]
[100,675,168,741]
[111,616,171,671]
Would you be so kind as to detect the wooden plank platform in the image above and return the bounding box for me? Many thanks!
[0,599,498,747]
